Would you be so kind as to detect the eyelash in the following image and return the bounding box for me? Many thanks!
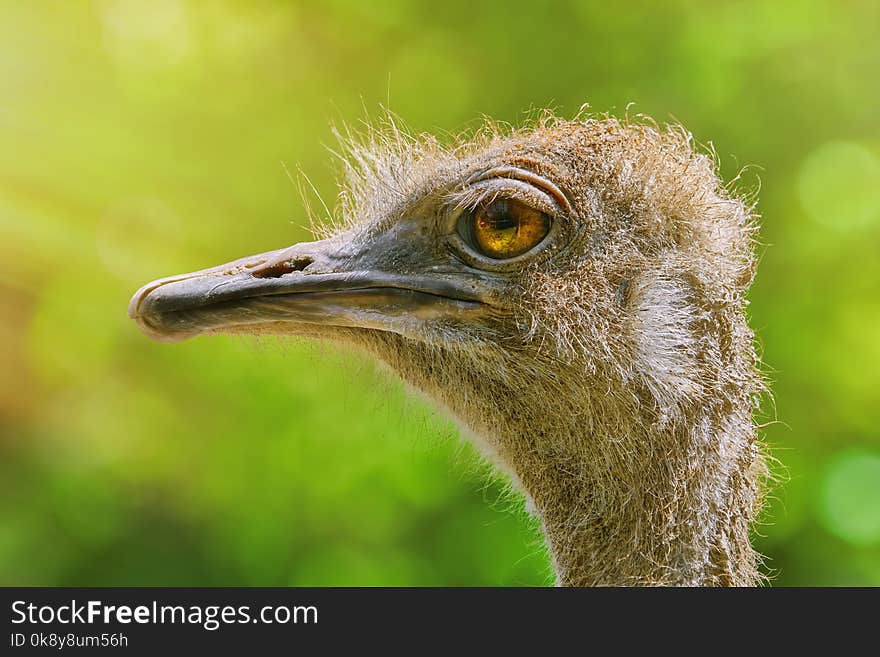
[444,179,560,220]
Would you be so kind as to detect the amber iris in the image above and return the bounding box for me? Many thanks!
[471,198,551,259]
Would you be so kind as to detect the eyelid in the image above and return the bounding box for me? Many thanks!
[446,178,560,220]
[465,166,573,215]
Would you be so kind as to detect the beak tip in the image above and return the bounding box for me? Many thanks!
[128,286,148,320]
[128,275,174,321]
[128,278,192,342]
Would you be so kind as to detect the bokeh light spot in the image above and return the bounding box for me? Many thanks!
[820,450,880,546]
[100,0,194,70]
[798,141,880,231]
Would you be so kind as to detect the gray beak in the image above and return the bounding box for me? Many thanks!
[129,238,489,342]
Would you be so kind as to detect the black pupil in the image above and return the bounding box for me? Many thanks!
[481,200,518,231]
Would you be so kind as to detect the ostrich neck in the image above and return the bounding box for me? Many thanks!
[366,338,764,587]
[493,407,763,587]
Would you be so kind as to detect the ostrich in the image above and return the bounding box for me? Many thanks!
[129,114,768,586]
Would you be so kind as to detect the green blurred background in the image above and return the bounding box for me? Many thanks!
[1,0,878,586]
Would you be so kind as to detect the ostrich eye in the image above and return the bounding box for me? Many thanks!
[461,198,551,260]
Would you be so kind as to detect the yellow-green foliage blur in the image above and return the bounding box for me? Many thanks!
[1,0,878,585]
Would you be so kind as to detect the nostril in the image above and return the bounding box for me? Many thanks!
[251,256,315,279]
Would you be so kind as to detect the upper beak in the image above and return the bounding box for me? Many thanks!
[128,238,489,342]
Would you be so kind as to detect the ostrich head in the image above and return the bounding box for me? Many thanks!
[129,115,767,586]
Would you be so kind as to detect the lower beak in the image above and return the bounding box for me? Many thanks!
[128,241,488,342]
